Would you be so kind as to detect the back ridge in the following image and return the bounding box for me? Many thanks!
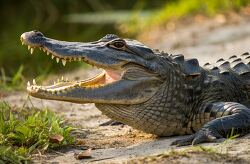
[203,52,250,77]
[170,54,201,76]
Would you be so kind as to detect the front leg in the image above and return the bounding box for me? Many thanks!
[172,102,250,146]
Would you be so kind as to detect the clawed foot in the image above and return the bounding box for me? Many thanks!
[99,120,125,126]
[171,129,223,146]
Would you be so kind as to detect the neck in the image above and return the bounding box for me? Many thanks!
[96,61,189,136]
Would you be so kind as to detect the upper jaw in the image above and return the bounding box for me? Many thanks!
[20,31,126,95]
[20,31,125,69]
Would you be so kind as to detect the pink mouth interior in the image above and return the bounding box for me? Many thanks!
[105,69,121,84]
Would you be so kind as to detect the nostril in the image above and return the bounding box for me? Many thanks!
[36,33,43,37]
[32,30,43,36]
[33,31,44,37]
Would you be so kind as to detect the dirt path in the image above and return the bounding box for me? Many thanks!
[2,13,250,163]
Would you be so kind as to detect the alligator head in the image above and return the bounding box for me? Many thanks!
[20,30,168,105]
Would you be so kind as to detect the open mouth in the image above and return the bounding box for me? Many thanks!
[20,31,162,104]
[20,35,122,95]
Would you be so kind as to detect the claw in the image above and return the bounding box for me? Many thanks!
[207,135,217,141]
[171,135,195,146]
[191,132,218,145]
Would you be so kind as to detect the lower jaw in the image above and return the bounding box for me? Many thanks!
[27,69,122,93]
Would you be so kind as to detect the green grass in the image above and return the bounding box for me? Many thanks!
[0,101,75,163]
[122,0,250,35]
[0,65,25,91]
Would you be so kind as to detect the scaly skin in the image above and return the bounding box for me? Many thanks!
[20,31,250,146]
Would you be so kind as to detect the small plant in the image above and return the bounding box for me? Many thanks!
[0,65,25,91]
[0,101,75,163]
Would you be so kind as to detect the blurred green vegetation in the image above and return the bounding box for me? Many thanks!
[122,0,250,35]
[0,0,249,90]
[0,1,157,89]
[0,101,74,163]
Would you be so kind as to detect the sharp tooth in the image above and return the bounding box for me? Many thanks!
[61,76,64,81]
[27,81,30,87]
[56,58,60,63]
[54,81,56,85]
[51,55,54,59]
[33,79,36,85]
[28,46,31,50]
[39,48,42,50]
[30,48,34,54]
[78,58,81,61]
[47,51,50,55]
[57,79,60,83]
[22,42,24,45]
[62,59,66,66]
[43,48,46,52]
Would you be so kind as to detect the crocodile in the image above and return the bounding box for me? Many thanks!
[20,30,250,146]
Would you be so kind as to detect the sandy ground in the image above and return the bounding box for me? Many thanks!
[2,12,250,163]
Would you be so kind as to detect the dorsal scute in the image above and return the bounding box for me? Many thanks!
[229,55,237,60]
[241,52,249,57]
[231,58,242,63]
[232,62,250,75]
[170,52,250,78]
[218,61,230,74]
[204,63,222,75]
[216,58,224,63]
[219,61,230,67]
[171,54,184,64]
[241,52,250,66]
[228,53,250,75]
[183,58,201,76]
[203,52,250,77]
[169,54,202,76]
[204,62,211,66]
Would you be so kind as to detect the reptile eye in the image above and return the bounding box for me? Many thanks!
[113,41,125,48]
